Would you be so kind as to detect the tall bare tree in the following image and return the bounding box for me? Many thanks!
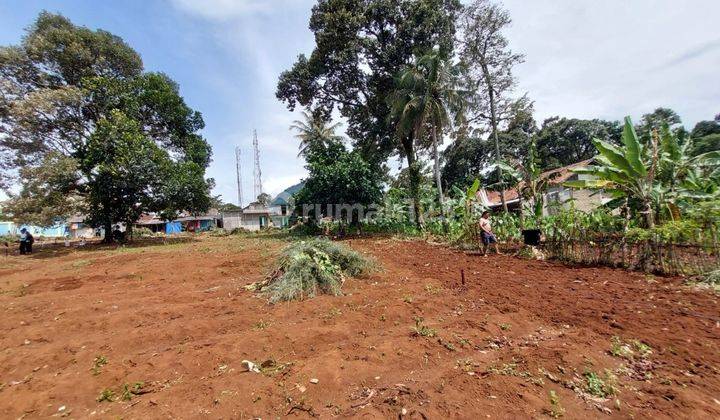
[457,0,526,212]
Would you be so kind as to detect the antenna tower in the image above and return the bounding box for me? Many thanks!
[252,130,263,199]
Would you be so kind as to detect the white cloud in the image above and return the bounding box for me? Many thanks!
[170,0,301,20]
[502,0,720,126]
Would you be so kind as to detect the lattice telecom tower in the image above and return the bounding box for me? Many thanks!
[234,146,243,207]
[252,129,263,199]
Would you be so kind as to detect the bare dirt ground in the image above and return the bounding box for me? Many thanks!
[1,234,719,419]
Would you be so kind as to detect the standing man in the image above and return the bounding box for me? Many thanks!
[478,211,501,256]
[19,228,34,255]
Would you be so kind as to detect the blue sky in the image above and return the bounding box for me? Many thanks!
[1,0,719,205]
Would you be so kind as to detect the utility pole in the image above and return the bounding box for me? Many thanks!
[235,146,243,207]
[252,129,263,200]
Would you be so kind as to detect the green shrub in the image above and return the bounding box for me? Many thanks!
[264,238,374,302]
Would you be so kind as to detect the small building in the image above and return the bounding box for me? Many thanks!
[268,182,303,228]
[221,183,303,231]
[176,214,219,232]
[136,214,167,233]
[238,202,272,231]
[67,215,96,239]
[135,211,221,235]
[0,221,14,236]
[541,159,610,214]
[0,221,67,238]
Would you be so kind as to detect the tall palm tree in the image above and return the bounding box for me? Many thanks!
[290,110,344,157]
[389,49,463,221]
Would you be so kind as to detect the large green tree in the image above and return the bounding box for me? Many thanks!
[277,0,460,227]
[441,134,489,191]
[294,137,383,222]
[276,0,460,162]
[441,103,535,190]
[534,117,622,170]
[690,114,720,156]
[635,107,685,145]
[0,12,212,241]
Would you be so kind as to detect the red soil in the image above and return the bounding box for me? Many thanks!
[0,235,718,419]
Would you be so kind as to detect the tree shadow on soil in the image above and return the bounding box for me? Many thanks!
[21,236,199,260]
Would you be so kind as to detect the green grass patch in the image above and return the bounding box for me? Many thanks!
[609,336,652,360]
[411,317,437,337]
[90,355,108,375]
[583,370,618,398]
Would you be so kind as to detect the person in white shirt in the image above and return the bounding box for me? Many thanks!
[478,211,500,256]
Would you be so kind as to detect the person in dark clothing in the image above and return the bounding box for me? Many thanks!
[19,228,34,255]
[112,225,124,242]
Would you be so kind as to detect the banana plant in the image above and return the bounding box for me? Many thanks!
[657,122,720,193]
[495,137,549,225]
[566,116,720,227]
[448,178,482,220]
[565,116,658,227]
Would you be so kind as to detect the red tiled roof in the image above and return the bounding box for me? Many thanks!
[485,189,519,204]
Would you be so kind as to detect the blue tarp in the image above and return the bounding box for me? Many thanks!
[0,222,14,235]
[0,222,67,237]
[199,220,213,231]
[166,221,182,234]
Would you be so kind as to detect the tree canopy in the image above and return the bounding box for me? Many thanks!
[0,12,212,239]
[690,115,720,156]
[534,117,622,171]
[276,0,461,165]
[294,136,384,221]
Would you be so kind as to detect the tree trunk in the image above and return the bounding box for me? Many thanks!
[518,194,524,230]
[102,219,114,244]
[403,136,424,229]
[432,125,445,211]
[125,221,133,242]
[431,126,447,233]
[621,197,630,268]
[644,200,655,228]
[484,65,508,213]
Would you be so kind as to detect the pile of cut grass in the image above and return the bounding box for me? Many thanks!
[695,269,720,291]
[263,238,374,302]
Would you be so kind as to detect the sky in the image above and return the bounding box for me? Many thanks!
[1,0,718,205]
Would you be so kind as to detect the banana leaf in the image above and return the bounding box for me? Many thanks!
[622,116,647,176]
[592,138,640,178]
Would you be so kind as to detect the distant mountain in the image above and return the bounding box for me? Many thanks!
[271,182,305,206]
